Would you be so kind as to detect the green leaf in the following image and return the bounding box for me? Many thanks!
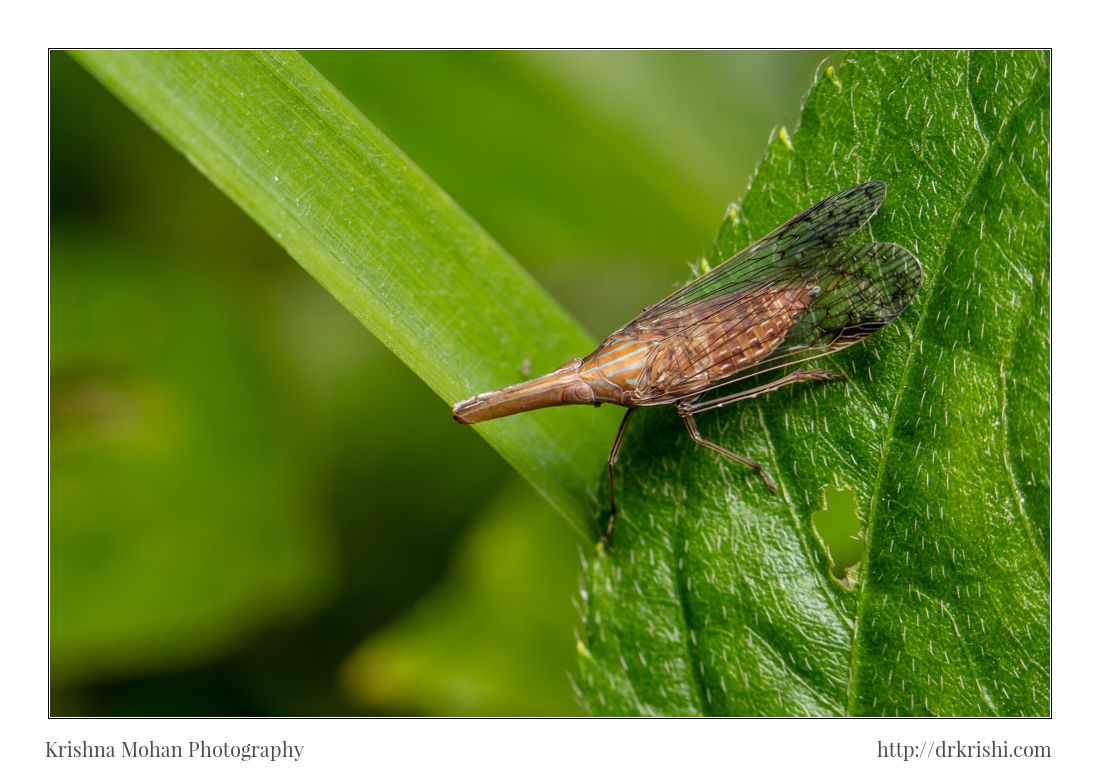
[72,50,619,536]
[577,51,1050,716]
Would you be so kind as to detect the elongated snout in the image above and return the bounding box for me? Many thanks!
[452,359,595,424]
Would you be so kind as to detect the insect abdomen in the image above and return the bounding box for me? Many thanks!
[632,284,816,403]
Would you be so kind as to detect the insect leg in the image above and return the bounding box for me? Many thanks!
[603,407,636,544]
[680,410,779,493]
[684,369,846,415]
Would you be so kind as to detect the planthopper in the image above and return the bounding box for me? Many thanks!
[452,181,921,543]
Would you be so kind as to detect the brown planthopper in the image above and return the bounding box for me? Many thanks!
[452,182,921,542]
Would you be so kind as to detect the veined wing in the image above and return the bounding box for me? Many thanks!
[637,181,888,323]
[787,242,922,349]
[629,241,922,405]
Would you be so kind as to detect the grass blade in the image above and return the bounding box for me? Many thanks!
[74,50,619,535]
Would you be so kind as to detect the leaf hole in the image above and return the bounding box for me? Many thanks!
[811,484,864,589]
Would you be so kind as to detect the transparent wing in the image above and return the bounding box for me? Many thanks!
[636,181,888,322]
[786,242,922,350]
[639,241,922,402]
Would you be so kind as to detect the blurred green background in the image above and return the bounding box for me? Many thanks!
[50,50,832,716]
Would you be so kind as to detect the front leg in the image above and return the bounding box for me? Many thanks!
[603,407,636,546]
